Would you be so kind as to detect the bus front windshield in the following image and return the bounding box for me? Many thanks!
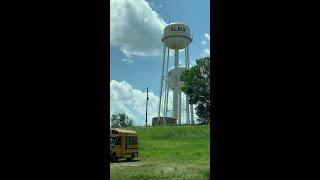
[110,137,115,146]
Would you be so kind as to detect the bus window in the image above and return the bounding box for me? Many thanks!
[125,136,129,145]
[110,137,116,146]
[115,137,121,145]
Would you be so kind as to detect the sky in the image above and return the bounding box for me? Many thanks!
[110,0,210,126]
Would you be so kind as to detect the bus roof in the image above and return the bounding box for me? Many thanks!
[110,128,137,135]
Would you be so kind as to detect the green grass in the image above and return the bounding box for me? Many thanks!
[110,125,210,180]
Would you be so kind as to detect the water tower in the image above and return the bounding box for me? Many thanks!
[156,22,194,125]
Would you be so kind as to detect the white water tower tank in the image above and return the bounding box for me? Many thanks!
[162,22,192,49]
[165,66,187,89]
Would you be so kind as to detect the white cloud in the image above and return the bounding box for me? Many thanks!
[110,0,166,58]
[201,33,210,57]
[201,41,207,45]
[202,48,210,57]
[122,58,134,64]
[110,80,160,126]
[204,33,210,41]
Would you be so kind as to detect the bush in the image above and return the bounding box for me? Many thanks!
[111,113,133,128]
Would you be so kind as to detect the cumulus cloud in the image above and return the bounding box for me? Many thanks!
[122,58,133,64]
[204,33,210,41]
[110,80,160,126]
[110,0,166,58]
[201,33,210,57]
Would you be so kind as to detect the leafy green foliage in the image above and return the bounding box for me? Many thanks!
[181,57,210,124]
[111,113,133,128]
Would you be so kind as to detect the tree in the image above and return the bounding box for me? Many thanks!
[181,57,210,124]
[111,114,120,128]
[111,113,133,128]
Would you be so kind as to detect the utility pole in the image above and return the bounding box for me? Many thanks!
[146,87,149,127]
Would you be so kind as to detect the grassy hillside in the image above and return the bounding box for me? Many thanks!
[110,125,210,180]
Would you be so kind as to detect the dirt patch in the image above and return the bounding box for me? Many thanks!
[111,160,150,168]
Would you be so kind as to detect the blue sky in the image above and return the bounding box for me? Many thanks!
[110,0,210,125]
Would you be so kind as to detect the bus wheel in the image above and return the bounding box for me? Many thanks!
[126,153,134,161]
[112,153,118,162]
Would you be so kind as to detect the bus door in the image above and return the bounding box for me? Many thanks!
[113,136,124,157]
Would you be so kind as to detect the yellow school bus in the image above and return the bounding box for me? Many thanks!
[110,128,138,162]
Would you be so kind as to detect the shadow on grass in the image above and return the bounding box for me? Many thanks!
[110,159,141,163]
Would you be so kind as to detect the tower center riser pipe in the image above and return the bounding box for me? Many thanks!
[172,49,179,121]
